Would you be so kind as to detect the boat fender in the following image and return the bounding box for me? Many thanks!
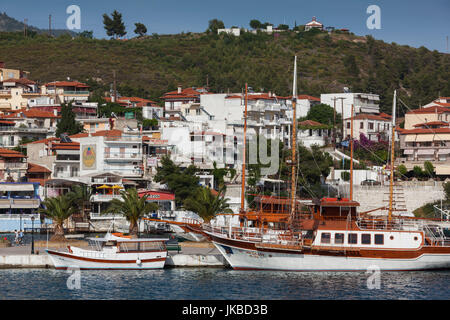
[136,258,142,265]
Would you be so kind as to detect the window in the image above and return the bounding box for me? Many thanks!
[348,233,358,244]
[335,233,344,244]
[347,122,350,129]
[321,233,331,244]
[374,234,384,245]
[361,234,371,245]
[369,122,374,130]
[360,122,364,129]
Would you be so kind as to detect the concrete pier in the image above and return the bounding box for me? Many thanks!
[0,241,227,269]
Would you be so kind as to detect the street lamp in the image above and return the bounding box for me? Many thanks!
[31,216,35,254]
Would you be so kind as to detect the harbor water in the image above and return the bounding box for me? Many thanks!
[0,268,449,300]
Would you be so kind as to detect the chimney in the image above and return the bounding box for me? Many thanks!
[177,85,182,94]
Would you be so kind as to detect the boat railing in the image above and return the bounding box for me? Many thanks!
[204,224,301,247]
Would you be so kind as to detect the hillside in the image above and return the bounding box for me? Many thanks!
[0,27,448,114]
[0,12,77,37]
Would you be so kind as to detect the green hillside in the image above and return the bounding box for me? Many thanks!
[0,27,448,114]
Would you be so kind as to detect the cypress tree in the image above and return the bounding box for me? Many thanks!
[55,102,84,137]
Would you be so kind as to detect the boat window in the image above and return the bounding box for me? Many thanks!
[321,233,331,244]
[374,234,384,245]
[348,233,358,244]
[335,233,344,244]
[119,241,164,252]
[361,234,371,245]
[104,241,116,247]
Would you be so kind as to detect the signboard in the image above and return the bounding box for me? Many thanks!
[82,145,96,170]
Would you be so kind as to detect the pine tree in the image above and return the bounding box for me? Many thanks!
[103,10,126,39]
[134,23,147,37]
[55,102,83,137]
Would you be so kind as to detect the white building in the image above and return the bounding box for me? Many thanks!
[343,113,392,142]
[320,92,381,120]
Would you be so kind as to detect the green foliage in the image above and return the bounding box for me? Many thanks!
[413,165,424,178]
[154,156,201,206]
[396,164,408,178]
[444,181,450,201]
[55,102,83,137]
[183,186,232,222]
[104,188,158,235]
[78,30,93,39]
[341,171,350,181]
[424,161,434,176]
[134,23,147,37]
[39,194,77,240]
[206,19,224,34]
[142,118,158,129]
[103,10,126,39]
[301,103,341,126]
[277,24,289,31]
[250,20,262,29]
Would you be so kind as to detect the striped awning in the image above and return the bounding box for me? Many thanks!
[438,149,450,155]
[404,135,417,142]
[417,149,435,155]
[434,134,450,141]
[415,134,434,142]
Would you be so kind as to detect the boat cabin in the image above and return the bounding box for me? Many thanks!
[313,197,360,220]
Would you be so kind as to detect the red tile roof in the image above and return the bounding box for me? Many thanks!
[0,148,26,158]
[298,120,324,127]
[413,121,449,128]
[161,87,210,100]
[45,81,89,88]
[51,142,80,150]
[69,129,123,138]
[399,127,450,135]
[25,137,60,145]
[1,108,60,119]
[2,78,36,85]
[104,96,159,107]
[27,163,51,174]
[406,105,450,115]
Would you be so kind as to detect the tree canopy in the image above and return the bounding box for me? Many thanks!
[103,10,127,39]
[301,103,340,127]
[134,23,147,37]
[55,102,83,137]
[206,19,224,34]
[249,20,262,30]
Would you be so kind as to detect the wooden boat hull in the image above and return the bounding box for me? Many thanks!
[208,233,450,271]
[46,249,167,270]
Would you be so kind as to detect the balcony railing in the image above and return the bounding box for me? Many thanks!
[104,153,142,160]
[63,91,90,95]
[0,162,27,170]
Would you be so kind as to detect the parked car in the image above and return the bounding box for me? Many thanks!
[361,179,381,186]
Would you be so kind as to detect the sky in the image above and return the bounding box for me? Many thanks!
[2,0,449,52]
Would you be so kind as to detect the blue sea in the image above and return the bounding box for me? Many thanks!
[0,268,448,300]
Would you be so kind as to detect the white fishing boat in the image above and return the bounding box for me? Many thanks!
[46,232,168,270]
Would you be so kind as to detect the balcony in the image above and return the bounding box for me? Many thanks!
[0,197,40,209]
[104,136,142,143]
[91,194,122,202]
[63,91,90,95]
[104,153,142,161]
[0,162,27,170]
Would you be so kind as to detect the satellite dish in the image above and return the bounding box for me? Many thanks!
[343,87,350,93]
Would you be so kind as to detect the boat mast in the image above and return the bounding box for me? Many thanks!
[388,90,397,222]
[290,56,298,217]
[240,83,248,213]
[350,104,354,201]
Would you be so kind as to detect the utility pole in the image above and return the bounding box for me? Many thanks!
[337,97,346,141]
[331,97,337,145]
[113,70,117,103]
[48,14,52,37]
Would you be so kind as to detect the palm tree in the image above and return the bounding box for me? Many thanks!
[183,186,233,223]
[39,194,77,241]
[67,184,92,219]
[103,188,158,235]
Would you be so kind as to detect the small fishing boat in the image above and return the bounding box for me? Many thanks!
[46,232,168,270]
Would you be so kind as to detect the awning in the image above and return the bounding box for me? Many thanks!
[0,184,34,192]
[415,134,434,142]
[436,165,450,175]
[438,149,450,155]
[417,149,435,155]
[403,149,414,155]
[404,135,417,142]
[433,134,450,141]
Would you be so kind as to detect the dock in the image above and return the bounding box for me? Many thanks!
[0,241,227,269]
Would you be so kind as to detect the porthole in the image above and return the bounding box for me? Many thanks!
[414,236,418,241]
[390,236,394,240]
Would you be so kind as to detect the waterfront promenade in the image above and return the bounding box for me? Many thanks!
[0,241,226,268]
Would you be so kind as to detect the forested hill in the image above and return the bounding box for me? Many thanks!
[0,12,77,37]
[0,27,448,114]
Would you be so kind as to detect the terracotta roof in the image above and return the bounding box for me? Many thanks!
[1,108,60,119]
[161,87,210,100]
[406,105,450,115]
[435,102,450,108]
[28,163,51,174]
[45,81,89,88]
[399,127,450,135]
[25,137,60,145]
[104,96,159,107]
[413,121,449,128]
[51,142,80,150]
[0,148,26,158]
[69,130,123,138]
[2,78,36,85]
[378,112,392,119]
[298,120,324,127]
